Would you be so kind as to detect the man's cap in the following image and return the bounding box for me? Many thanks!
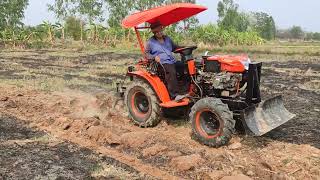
[150,21,162,30]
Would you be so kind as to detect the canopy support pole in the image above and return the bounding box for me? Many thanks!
[134,27,146,59]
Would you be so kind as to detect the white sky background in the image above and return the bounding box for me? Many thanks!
[23,0,320,32]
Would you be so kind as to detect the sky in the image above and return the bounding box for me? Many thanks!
[23,0,320,32]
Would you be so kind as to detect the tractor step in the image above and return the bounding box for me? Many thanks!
[160,98,190,108]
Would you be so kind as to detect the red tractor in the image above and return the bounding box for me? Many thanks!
[117,3,295,147]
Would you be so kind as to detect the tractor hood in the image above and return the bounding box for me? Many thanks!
[206,54,251,73]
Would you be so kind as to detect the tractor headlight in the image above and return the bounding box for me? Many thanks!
[241,58,251,70]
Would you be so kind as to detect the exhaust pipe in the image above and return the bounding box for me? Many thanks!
[243,95,295,136]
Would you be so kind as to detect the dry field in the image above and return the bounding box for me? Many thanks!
[0,49,319,179]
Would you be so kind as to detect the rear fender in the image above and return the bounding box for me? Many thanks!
[127,71,171,103]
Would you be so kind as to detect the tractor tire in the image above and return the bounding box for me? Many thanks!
[125,79,161,127]
[190,97,235,147]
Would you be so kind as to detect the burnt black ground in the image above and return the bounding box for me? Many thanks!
[260,61,320,148]
[0,115,142,180]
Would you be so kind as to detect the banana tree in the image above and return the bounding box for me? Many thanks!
[99,27,112,46]
[0,29,9,48]
[40,21,59,45]
[0,28,15,48]
[86,23,106,43]
[15,29,32,48]
[55,23,65,43]
[104,27,120,47]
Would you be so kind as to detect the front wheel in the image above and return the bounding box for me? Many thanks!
[125,79,161,127]
[190,97,235,147]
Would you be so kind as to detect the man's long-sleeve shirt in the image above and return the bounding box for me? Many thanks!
[145,36,177,64]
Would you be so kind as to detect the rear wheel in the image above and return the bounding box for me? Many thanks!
[125,79,161,127]
[190,97,235,147]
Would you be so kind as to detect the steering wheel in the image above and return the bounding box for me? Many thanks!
[173,46,197,54]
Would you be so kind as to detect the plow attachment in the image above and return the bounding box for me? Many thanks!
[243,95,295,136]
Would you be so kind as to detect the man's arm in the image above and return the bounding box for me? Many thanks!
[145,40,161,62]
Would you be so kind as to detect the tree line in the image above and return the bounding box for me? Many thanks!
[277,26,320,41]
[0,0,319,49]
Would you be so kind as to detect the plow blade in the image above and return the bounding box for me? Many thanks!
[244,95,295,136]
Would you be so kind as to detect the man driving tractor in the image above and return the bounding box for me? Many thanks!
[119,3,294,147]
[145,21,184,100]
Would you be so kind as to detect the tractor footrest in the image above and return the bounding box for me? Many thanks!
[160,98,190,108]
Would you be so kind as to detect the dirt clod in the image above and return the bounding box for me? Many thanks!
[261,161,274,171]
[53,117,72,130]
[92,119,101,126]
[104,132,121,146]
[271,173,293,180]
[228,142,242,150]
[142,144,168,157]
[63,124,71,130]
[165,150,183,158]
[309,167,320,176]
[120,132,151,148]
[0,96,9,101]
[4,100,17,108]
[170,154,204,171]
[86,126,109,143]
[221,174,252,180]
[205,170,225,180]
[246,170,255,176]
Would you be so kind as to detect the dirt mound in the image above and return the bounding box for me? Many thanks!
[170,154,204,172]
[120,132,152,149]
[142,144,168,157]
[88,128,122,146]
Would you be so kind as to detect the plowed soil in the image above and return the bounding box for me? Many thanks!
[0,115,145,180]
[0,50,319,180]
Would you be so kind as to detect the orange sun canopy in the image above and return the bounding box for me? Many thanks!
[122,3,207,28]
